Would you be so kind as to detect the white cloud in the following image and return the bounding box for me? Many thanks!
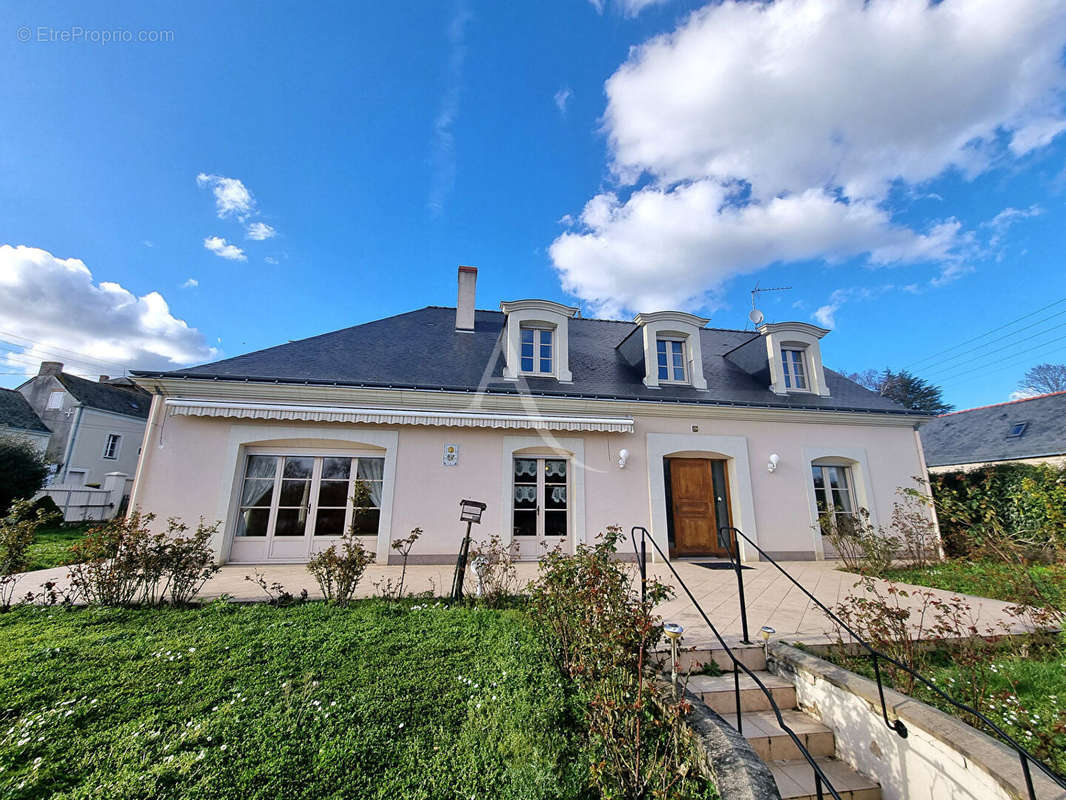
[554,87,573,115]
[203,236,246,261]
[181,277,199,289]
[0,245,217,378]
[553,0,1066,316]
[246,222,277,240]
[588,0,669,17]
[428,2,472,216]
[551,182,961,317]
[982,204,1043,250]
[196,173,255,219]
[264,256,279,265]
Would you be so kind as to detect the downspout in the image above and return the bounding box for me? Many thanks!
[59,405,84,484]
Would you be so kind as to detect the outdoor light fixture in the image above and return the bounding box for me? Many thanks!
[451,499,487,601]
[760,626,775,643]
[663,623,684,698]
[459,499,486,524]
[617,448,629,469]
[767,453,780,473]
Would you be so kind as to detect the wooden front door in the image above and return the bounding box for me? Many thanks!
[668,458,732,557]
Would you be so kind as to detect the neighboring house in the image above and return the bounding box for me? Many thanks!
[129,267,933,566]
[0,387,51,453]
[920,391,1066,473]
[18,363,151,487]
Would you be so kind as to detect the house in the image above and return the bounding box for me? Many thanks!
[128,266,933,565]
[0,387,51,453]
[17,363,151,487]
[919,391,1066,473]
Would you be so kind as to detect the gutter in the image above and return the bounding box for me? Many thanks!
[130,372,931,418]
[58,404,84,483]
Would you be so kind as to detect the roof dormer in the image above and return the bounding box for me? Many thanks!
[759,322,831,397]
[500,299,578,383]
[617,311,709,390]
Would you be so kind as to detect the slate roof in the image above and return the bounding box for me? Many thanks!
[57,373,151,419]
[132,306,919,416]
[920,391,1066,467]
[0,388,51,434]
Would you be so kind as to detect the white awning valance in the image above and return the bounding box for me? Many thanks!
[165,399,634,433]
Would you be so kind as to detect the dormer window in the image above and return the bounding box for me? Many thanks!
[500,299,577,383]
[781,347,808,391]
[656,338,688,384]
[521,326,554,376]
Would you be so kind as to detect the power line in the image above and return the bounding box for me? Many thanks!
[0,330,130,371]
[905,296,1066,370]
[919,318,1066,380]
[913,309,1066,374]
[930,334,1066,386]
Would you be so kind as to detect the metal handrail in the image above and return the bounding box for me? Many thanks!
[720,525,1066,800]
[631,527,842,800]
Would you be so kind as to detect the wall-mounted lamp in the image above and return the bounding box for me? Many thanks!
[767,453,780,473]
[617,448,629,469]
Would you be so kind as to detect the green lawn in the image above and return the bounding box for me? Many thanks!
[0,601,590,800]
[22,524,92,572]
[877,560,1066,609]
[825,634,1066,774]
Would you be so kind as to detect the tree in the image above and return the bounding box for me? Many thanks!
[0,435,49,514]
[1018,363,1066,396]
[844,368,953,414]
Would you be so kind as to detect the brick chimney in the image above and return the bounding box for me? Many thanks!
[98,375,110,383]
[38,362,63,376]
[456,265,477,331]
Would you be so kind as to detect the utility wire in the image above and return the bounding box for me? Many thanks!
[919,318,1066,380]
[905,296,1066,370]
[929,334,1066,386]
[0,330,130,371]
[913,309,1066,374]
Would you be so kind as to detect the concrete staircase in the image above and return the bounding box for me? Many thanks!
[679,644,881,800]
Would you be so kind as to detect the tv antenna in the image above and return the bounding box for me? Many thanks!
[748,282,792,327]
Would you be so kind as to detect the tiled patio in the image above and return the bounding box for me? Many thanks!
[10,557,1024,647]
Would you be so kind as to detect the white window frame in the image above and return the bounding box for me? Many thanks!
[656,337,689,385]
[811,463,856,530]
[103,433,122,460]
[234,452,385,543]
[46,391,64,410]
[781,346,810,391]
[519,325,555,377]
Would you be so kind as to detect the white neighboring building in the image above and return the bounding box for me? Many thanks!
[0,387,51,453]
[17,363,151,487]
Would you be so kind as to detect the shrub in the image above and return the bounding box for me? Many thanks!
[530,526,712,799]
[931,463,1066,559]
[14,493,62,522]
[0,435,49,515]
[306,529,373,605]
[469,534,520,607]
[822,508,900,574]
[893,483,940,568]
[1,499,60,610]
[388,527,422,599]
[67,512,221,606]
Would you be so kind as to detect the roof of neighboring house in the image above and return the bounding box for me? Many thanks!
[56,373,152,419]
[920,391,1066,468]
[133,307,917,416]
[0,387,51,434]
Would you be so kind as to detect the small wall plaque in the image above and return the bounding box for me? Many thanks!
[443,443,459,466]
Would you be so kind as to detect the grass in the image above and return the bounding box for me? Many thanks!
[824,634,1066,775]
[0,600,591,800]
[23,524,92,572]
[876,560,1066,609]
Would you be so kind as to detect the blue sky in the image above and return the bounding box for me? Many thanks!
[1,0,1065,410]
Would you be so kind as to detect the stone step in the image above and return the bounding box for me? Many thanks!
[687,670,796,714]
[671,643,768,673]
[720,709,836,761]
[769,756,880,800]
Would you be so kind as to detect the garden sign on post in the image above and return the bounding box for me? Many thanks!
[451,499,486,601]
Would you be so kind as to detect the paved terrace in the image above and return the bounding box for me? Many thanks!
[11,558,1024,647]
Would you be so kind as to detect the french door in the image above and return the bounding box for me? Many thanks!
[512,457,569,560]
[229,453,383,562]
